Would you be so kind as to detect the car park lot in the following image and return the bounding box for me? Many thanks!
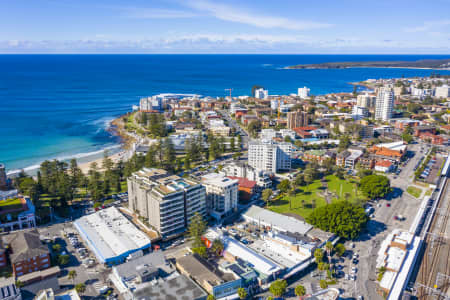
[38,222,113,298]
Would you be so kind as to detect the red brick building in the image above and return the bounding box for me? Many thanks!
[226,176,256,202]
[3,229,50,276]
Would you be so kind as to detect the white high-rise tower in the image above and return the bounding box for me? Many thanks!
[375,88,394,121]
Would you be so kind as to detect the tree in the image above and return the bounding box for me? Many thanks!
[269,279,287,297]
[337,135,351,152]
[68,270,77,284]
[360,175,391,199]
[188,212,207,248]
[237,287,248,299]
[75,283,86,295]
[319,280,328,289]
[58,254,70,266]
[192,246,208,259]
[334,243,346,257]
[325,241,334,260]
[262,189,273,204]
[207,295,216,300]
[52,244,61,252]
[230,137,236,152]
[402,132,413,144]
[211,239,224,256]
[15,280,24,288]
[314,248,324,262]
[277,179,291,193]
[307,201,369,239]
[247,120,261,138]
[294,174,306,186]
[295,285,306,297]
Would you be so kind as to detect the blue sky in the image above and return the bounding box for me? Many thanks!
[1,0,450,53]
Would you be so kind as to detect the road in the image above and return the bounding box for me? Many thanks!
[219,109,249,150]
[344,143,429,299]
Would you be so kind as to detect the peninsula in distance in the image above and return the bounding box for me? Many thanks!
[287,58,450,70]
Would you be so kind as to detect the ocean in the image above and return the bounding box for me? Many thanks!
[1,54,450,173]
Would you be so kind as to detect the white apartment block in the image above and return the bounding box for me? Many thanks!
[127,168,206,239]
[254,88,269,99]
[357,93,376,108]
[375,88,394,121]
[248,140,292,173]
[297,86,310,99]
[435,85,450,98]
[201,173,238,220]
[352,106,369,119]
[220,161,272,189]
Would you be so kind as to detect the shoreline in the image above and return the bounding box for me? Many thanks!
[6,113,132,177]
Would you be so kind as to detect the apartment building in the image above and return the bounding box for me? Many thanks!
[435,85,450,98]
[254,88,269,99]
[287,110,309,129]
[127,168,206,239]
[3,229,50,276]
[375,88,394,121]
[297,86,310,99]
[220,161,272,189]
[248,140,292,173]
[336,149,363,169]
[357,93,376,108]
[201,173,238,220]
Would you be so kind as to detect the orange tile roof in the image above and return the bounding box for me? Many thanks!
[294,126,317,131]
[373,147,403,158]
[376,160,393,167]
[226,176,256,189]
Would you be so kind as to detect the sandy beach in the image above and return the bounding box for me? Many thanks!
[78,151,127,174]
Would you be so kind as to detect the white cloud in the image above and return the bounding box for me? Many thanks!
[183,0,332,30]
[1,34,449,53]
[403,19,450,33]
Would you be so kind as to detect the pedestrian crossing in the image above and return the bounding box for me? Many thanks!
[93,281,104,291]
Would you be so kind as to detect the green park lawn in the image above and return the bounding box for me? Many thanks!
[407,186,422,198]
[268,175,365,220]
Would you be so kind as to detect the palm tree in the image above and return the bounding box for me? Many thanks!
[325,242,334,268]
[295,285,306,298]
[75,283,86,295]
[68,270,77,285]
[237,287,247,299]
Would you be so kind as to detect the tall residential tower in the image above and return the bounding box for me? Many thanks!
[375,88,394,121]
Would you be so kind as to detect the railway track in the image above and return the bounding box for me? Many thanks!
[417,179,450,299]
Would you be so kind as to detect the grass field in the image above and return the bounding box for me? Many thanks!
[407,186,422,198]
[268,175,364,219]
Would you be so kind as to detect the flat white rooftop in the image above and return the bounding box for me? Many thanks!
[375,141,407,152]
[74,207,151,263]
[201,173,238,188]
[206,228,280,276]
[243,205,312,236]
[249,239,308,268]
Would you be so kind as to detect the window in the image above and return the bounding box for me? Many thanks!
[40,254,48,258]
[17,272,23,276]
[41,258,49,263]
[15,266,22,271]
[42,264,49,268]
